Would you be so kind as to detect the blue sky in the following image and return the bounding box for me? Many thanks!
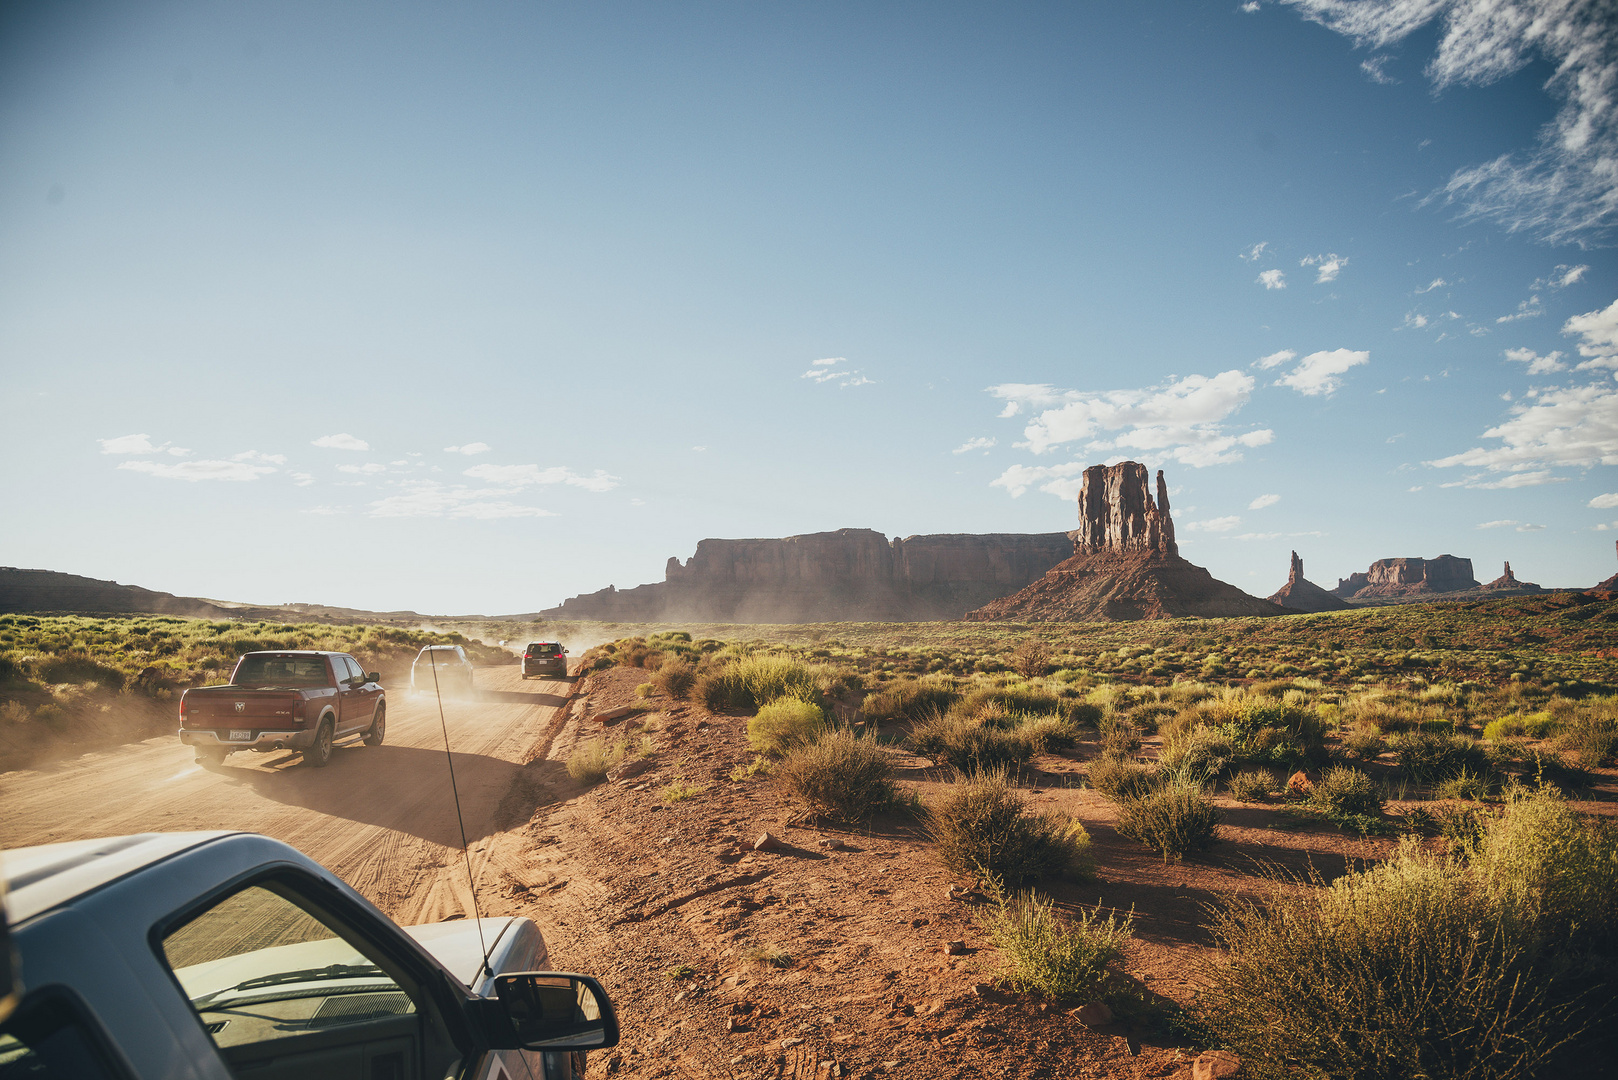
[3,0,1616,614]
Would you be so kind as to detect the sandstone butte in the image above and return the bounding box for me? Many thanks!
[540,529,1078,622]
[1330,555,1480,599]
[965,462,1288,622]
[1266,551,1351,613]
[1597,541,1618,592]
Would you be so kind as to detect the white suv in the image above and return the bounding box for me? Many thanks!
[411,645,475,695]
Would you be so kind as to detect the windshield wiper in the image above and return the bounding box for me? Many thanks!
[191,963,388,1006]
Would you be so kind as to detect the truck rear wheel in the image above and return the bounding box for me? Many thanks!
[303,718,335,768]
[363,702,386,746]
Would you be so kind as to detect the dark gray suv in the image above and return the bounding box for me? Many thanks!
[521,642,567,679]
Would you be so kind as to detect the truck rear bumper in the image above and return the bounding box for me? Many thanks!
[179,727,318,752]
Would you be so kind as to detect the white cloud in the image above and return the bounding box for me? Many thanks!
[953,436,997,455]
[290,472,315,487]
[1241,2,1261,13]
[99,433,161,454]
[337,463,387,475]
[812,357,843,367]
[1532,264,1589,290]
[1430,378,1618,481]
[1257,269,1286,289]
[1416,277,1449,293]
[1504,346,1565,374]
[1439,469,1567,490]
[444,443,491,455]
[463,463,622,492]
[1249,493,1282,509]
[989,462,1090,500]
[1497,295,1543,323]
[1281,0,1618,244]
[989,371,1274,470]
[692,445,707,452]
[801,357,875,388]
[313,433,369,451]
[1254,349,1297,369]
[367,481,558,520]
[1587,492,1618,508]
[1230,530,1327,541]
[1404,312,1430,329]
[1565,298,1618,370]
[1360,54,1397,83]
[1274,348,1370,395]
[1184,516,1242,532]
[117,459,276,482]
[1301,253,1347,282]
[1240,241,1269,261]
[234,450,287,465]
[1476,518,1545,531]
[301,506,348,516]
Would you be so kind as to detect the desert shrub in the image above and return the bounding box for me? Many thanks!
[953,685,1067,722]
[747,698,827,757]
[1200,840,1586,1080]
[909,712,1033,773]
[1339,730,1387,761]
[0,700,27,724]
[0,653,31,685]
[1395,731,1491,782]
[1086,756,1161,802]
[1012,713,1081,752]
[701,655,823,713]
[1159,725,1233,777]
[650,657,696,700]
[775,729,896,822]
[566,737,624,785]
[1473,787,1618,952]
[982,890,1132,1003]
[1227,769,1274,803]
[1483,715,1526,741]
[1556,710,1618,768]
[926,769,1092,886]
[1009,636,1052,679]
[861,679,958,723]
[1310,766,1384,818]
[1115,777,1221,862]
[1098,715,1142,758]
[37,652,126,690]
[1435,770,1493,802]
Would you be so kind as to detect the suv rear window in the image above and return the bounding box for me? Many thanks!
[232,656,331,688]
[526,643,561,654]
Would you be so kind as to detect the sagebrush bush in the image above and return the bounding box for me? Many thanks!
[926,770,1092,886]
[700,655,824,713]
[566,737,623,785]
[861,679,958,723]
[1012,713,1081,752]
[650,657,696,700]
[1309,765,1383,818]
[982,890,1132,1002]
[1115,777,1221,862]
[775,729,897,822]
[1556,709,1618,768]
[747,698,827,757]
[1200,836,1604,1080]
[1473,787,1618,952]
[909,712,1033,773]
[1086,755,1161,802]
[1098,715,1142,758]
[37,652,127,690]
[1227,768,1274,803]
[1395,731,1490,782]
[1339,730,1388,761]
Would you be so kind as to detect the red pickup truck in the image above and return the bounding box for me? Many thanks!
[178,650,386,768]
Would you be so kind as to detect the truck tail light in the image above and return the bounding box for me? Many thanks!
[291,700,307,726]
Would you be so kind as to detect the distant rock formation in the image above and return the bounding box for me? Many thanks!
[0,567,240,619]
[1482,561,1543,593]
[966,462,1288,622]
[542,529,1077,622]
[1596,542,1618,591]
[1331,555,1480,599]
[1267,551,1351,612]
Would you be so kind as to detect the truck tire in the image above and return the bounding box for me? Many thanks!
[303,717,335,768]
[363,702,386,747]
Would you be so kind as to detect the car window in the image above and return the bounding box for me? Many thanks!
[159,883,416,1053]
[338,656,363,682]
[233,656,332,688]
[0,991,129,1080]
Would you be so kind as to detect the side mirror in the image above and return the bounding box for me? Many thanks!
[367,672,380,684]
[485,973,619,1051]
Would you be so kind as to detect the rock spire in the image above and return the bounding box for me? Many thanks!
[1074,462,1177,557]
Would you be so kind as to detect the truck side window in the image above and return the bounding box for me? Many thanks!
[159,883,419,1069]
[0,991,129,1080]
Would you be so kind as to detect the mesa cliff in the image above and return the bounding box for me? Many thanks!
[1331,556,1480,599]
[541,529,1077,622]
[966,462,1288,622]
[1267,551,1351,613]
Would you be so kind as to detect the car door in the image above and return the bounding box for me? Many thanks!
[333,656,369,735]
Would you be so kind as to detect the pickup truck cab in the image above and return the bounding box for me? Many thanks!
[179,651,385,768]
[0,831,618,1080]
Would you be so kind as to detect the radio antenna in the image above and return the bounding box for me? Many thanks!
[428,647,493,979]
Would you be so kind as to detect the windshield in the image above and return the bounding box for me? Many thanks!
[232,656,332,688]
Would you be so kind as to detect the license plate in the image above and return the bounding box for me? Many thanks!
[228,730,253,742]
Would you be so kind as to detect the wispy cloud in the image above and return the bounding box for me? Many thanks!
[1531,264,1589,290]
[1477,518,1547,531]
[801,356,874,388]
[1415,277,1449,293]
[1257,269,1286,289]
[117,459,277,482]
[313,433,369,451]
[953,436,997,455]
[1280,0,1618,244]
[1273,348,1370,395]
[1301,252,1347,283]
[1504,346,1565,374]
[1184,516,1243,533]
[444,442,491,455]
[99,433,190,456]
[1240,241,1269,261]
[368,482,559,520]
[1249,493,1282,509]
[1254,349,1296,370]
[1497,295,1543,323]
[463,463,621,492]
[337,463,387,475]
[1589,492,1618,509]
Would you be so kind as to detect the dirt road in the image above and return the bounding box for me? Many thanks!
[0,663,575,924]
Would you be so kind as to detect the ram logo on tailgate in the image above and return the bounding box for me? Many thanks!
[234,702,246,713]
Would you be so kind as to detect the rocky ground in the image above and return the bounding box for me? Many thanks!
[465,663,1589,1080]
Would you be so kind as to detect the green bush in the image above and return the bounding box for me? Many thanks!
[1115,777,1221,862]
[1086,755,1161,802]
[566,737,624,785]
[775,729,896,822]
[747,698,828,757]
[650,657,696,700]
[982,890,1132,1003]
[1309,766,1383,818]
[861,679,958,723]
[700,655,824,713]
[1395,731,1491,782]
[1556,711,1618,768]
[1098,715,1142,758]
[1012,713,1081,752]
[1227,768,1274,803]
[1339,731,1387,761]
[909,712,1034,773]
[37,652,126,690]
[926,769,1092,887]
[1473,788,1618,952]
